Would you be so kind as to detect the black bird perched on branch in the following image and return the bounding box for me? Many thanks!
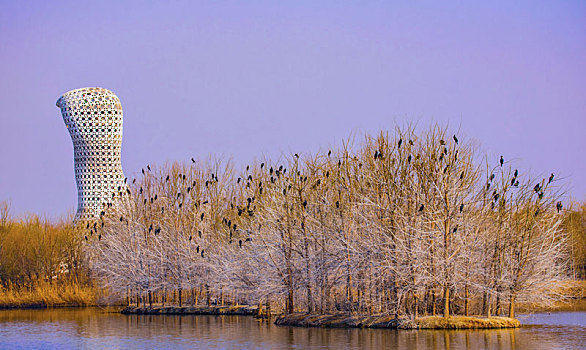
[245,237,252,242]
[239,240,242,248]
[142,168,145,175]
[460,204,464,213]
[418,204,424,212]
[201,213,205,221]
[196,246,199,253]
[489,174,495,181]
[261,163,264,169]
[534,184,541,193]
[201,249,205,258]
[398,139,402,148]
[147,165,151,171]
[453,135,458,144]
[548,173,554,184]
[328,150,331,157]
[500,156,504,167]
[335,201,339,208]
[154,228,161,235]
[191,158,195,163]
[166,175,169,182]
[189,235,192,241]
[514,169,518,178]
[557,201,563,213]
[294,153,299,158]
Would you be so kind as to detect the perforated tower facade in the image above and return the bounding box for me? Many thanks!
[56,87,126,221]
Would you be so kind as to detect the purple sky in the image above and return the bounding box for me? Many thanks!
[0,1,585,219]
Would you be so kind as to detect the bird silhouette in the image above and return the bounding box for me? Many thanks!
[191,158,195,163]
[548,173,554,184]
[201,213,205,221]
[556,201,563,213]
[460,204,464,213]
[398,139,402,148]
[328,150,331,157]
[418,204,424,212]
[453,135,458,144]
[239,240,242,248]
[500,156,504,167]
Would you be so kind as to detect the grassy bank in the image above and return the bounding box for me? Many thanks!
[415,316,520,329]
[274,313,520,329]
[0,281,100,308]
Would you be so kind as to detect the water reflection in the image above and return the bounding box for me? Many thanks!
[0,308,583,349]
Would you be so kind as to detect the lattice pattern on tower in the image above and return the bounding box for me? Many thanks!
[56,87,127,221]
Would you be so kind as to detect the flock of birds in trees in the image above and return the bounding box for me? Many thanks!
[83,133,563,253]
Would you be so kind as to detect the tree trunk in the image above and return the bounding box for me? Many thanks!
[443,285,450,318]
[464,285,469,316]
[287,287,294,314]
[178,288,182,307]
[508,293,515,319]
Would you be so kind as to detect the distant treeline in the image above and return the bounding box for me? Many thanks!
[83,124,585,318]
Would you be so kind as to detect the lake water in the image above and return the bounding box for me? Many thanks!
[0,308,584,349]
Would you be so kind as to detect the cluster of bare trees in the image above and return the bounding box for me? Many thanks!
[86,125,569,318]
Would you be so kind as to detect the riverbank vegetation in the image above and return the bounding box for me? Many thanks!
[84,124,582,320]
[274,313,520,329]
[0,206,99,307]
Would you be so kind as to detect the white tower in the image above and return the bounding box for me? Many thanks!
[56,87,126,221]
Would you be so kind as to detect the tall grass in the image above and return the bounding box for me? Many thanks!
[0,280,99,308]
[0,205,101,307]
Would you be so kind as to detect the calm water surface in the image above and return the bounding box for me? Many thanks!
[0,308,584,349]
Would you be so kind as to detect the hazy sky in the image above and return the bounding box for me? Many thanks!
[1,0,585,219]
